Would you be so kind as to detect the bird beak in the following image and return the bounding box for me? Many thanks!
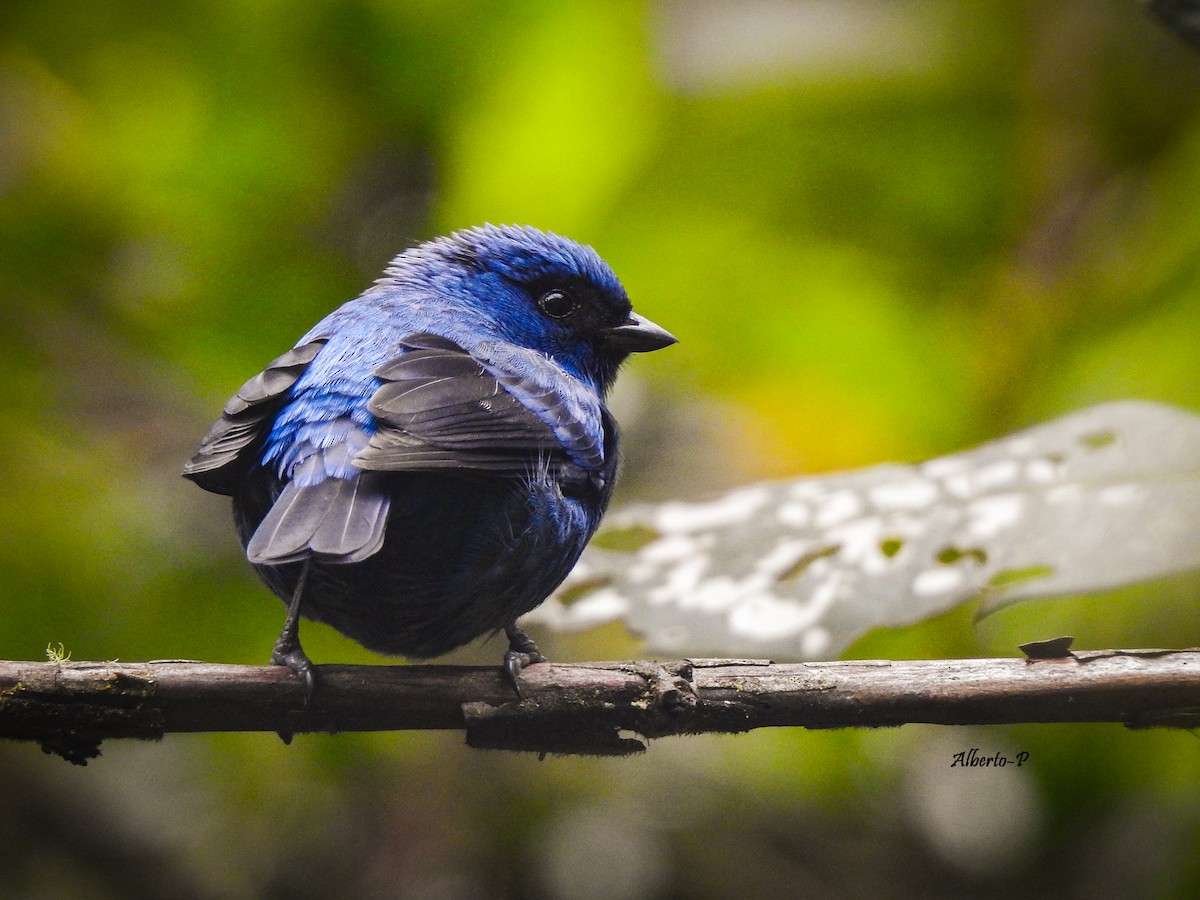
[604,312,678,353]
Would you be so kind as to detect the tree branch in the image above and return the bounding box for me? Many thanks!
[3,649,1199,763]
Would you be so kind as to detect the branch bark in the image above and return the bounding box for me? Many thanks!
[3,649,1199,763]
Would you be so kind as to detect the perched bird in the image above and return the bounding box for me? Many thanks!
[184,224,676,695]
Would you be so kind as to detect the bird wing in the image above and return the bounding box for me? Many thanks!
[354,334,602,479]
[182,340,328,495]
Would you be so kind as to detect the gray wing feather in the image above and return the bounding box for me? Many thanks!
[183,340,327,494]
[355,334,584,476]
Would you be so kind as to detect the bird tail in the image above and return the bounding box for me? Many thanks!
[246,473,390,565]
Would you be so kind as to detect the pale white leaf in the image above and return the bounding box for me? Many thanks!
[529,401,1200,659]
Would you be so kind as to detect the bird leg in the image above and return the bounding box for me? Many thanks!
[502,623,546,699]
[271,558,317,705]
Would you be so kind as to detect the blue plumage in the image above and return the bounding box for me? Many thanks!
[184,224,675,693]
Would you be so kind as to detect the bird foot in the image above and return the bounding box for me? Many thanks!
[269,560,316,743]
[270,644,318,703]
[270,642,317,745]
[502,625,546,699]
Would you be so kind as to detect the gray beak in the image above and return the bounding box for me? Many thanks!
[604,312,678,353]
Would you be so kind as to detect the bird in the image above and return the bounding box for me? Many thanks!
[183,223,676,698]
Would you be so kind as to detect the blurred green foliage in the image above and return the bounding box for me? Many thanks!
[3,0,1200,897]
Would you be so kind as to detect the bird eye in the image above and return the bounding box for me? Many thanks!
[537,289,577,319]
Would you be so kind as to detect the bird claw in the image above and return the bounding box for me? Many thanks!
[270,644,316,745]
[271,645,318,704]
[502,625,546,699]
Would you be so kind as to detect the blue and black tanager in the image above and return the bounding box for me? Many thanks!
[184,224,675,695]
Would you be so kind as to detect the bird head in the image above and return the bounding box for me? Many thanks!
[394,224,676,393]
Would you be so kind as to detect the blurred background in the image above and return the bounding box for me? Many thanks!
[3,0,1200,896]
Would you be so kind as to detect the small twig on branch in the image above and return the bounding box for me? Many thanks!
[2,649,1199,764]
